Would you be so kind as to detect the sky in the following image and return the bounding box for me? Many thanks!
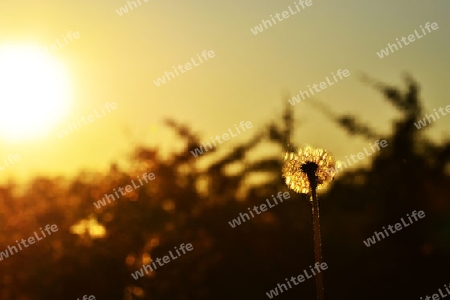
[0,0,449,184]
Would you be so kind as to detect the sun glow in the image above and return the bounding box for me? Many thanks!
[0,45,71,141]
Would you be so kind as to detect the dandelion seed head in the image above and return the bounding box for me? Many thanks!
[282,145,336,194]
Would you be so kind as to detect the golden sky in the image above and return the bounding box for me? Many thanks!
[0,0,448,183]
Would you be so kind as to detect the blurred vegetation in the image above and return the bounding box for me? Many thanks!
[0,75,449,299]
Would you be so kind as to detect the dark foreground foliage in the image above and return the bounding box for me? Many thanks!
[0,75,449,299]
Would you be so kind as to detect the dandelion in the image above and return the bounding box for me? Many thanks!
[282,145,338,300]
[282,145,337,195]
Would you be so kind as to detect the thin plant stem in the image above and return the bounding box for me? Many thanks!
[310,186,324,300]
[301,162,324,300]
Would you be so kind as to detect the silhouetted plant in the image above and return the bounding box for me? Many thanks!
[282,145,337,300]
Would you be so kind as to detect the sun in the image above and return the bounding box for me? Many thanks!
[0,45,71,141]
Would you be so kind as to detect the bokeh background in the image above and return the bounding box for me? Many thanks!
[0,0,449,299]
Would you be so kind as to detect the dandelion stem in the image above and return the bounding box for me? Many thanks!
[301,162,324,300]
[310,185,324,300]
